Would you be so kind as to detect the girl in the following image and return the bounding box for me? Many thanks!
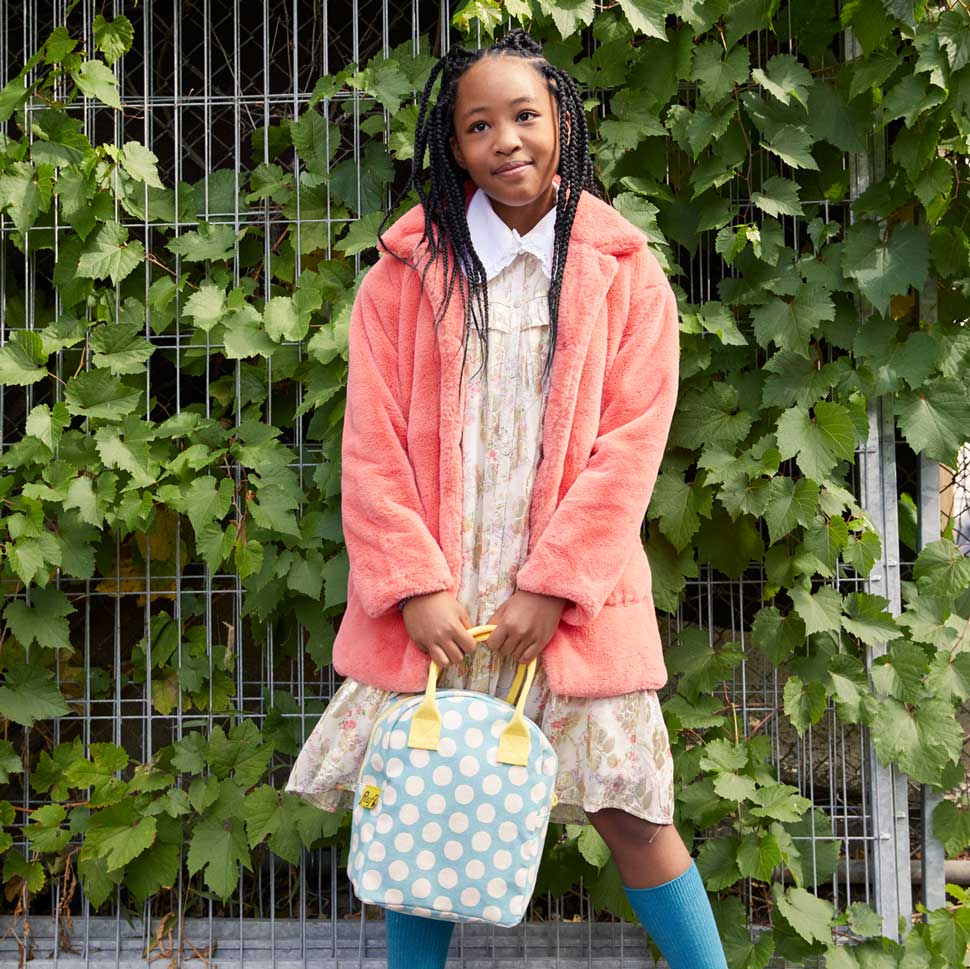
[287,28,728,969]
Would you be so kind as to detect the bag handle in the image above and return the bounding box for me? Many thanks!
[407,624,538,767]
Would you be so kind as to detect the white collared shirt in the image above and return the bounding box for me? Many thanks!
[466,184,558,282]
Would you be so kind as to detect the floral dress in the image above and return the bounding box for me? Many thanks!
[285,249,675,826]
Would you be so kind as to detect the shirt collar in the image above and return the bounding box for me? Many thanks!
[466,183,558,282]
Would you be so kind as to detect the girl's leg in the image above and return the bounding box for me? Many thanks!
[586,807,727,969]
[385,910,455,968]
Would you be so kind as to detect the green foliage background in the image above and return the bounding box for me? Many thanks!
[0,1,969,965]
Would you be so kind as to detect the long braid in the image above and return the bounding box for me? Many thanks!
[376,27,603,382]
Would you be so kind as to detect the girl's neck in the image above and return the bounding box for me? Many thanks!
[482,180,558,236]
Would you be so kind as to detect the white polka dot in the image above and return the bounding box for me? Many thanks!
[444,840,463,861]
[525,811,539,831]
[514,868,528,887]
[433,766,453,786]
[487,877,507,899]
[464,727,484,748]
[389,730,406,750]
[370,753,384,772]
[438,867,458,889]
[472,831,492,852]
[367,842,386,862]
[354,851,364,870]
[491,720,505,738]
[382,787,398,806]
[422,821,442,843]
[499,822,517,842]
[405,776,425,797]
[384,888,404,905]
[389,860,409,881]
[409,748,430,768]
[519,841,535,860]
[483,905,502,921]
[448,812,469,834]
[359,823,374,843]
[427,794,446,814]
[504,793,523,813]
[411,906,433,918]
[400,804,419,825]
[361,774,377,789]
[386,758,404,778]
[509,895,526,915]
[394,832,413,852]
[482,774,502,796]
[465,859,485,879]
[439,737,457,757]
[543,758,556,776]
[469,701,488,721]
[460,887,480,906]
[485,747,498,766]
[459,756,480,778]
[509,766,528,785]
[412,878,432,899]
[531,782,547,802]
[433,895,453,911]
[416,850,435,870]
[376,814,393,834]
[494,850,512,870]
[443,709,463,730]
[362,870,382,891]
[455,784,474,805]
[476,803,496,824]
[351,833,359,853]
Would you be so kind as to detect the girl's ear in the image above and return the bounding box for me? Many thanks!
[449,134,467,170]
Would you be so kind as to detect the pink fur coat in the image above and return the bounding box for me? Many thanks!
[331,182,680,698]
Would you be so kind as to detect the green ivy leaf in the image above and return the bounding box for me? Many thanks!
[0,161,44,234]
[840,592,899,647]
[790,583,843,636]
[751,175,804,217]
[750,783,812,822]
[71,60,122,110]
[77,221,145,286]
[0,330,47,386]
[752,283,834,357]
[773,885,834,944]
[187,813,251,899]
[616,0,669,39]
[167,222,238,262]
[752,53,814,106]
[120,141,164,189]
[697,836,742,890]
[692,43,750,105]
[783,675,827,736]
[912,540,970,597]
[0,740,24,783]
[751,605,806,665]
[896,378,970,466]
[93,15,134,65]
[764,477,820,544]
[737,832,783,881]
[843,222,928,316]
[90,322,155,374]
[64,370,142,420]
[2,587,74,650]
[776,402,858,481]
[932,800,970,857]
[0,663,71,726]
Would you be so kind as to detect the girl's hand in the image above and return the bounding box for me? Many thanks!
[485,590,567,664]
[402,592,477,669]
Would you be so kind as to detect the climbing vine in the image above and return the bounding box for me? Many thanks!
[0,1,968,965]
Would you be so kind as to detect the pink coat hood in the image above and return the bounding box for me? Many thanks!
[331,181,680,698]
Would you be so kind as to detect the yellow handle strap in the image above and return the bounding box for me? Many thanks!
[407,624,537,766]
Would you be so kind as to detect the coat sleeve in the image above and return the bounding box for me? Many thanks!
[514,246,680,626]
[340,258,454,618]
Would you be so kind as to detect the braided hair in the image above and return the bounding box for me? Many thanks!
[376,27,603,381]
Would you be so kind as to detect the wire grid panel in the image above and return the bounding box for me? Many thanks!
[0,1,899,965]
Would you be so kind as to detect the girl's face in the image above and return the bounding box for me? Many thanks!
[449,55,571,234]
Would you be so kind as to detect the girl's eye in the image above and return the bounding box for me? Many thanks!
[469,112,537,133]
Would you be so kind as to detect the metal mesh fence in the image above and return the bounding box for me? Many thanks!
[0,1,945,965]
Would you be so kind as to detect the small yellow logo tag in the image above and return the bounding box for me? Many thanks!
[359,785,381,809]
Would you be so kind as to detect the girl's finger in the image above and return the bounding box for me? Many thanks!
[428,644,451,668]
[441,639,464,666]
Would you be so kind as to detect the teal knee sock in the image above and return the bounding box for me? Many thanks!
[385,909,455,969]
[623,862,728,969]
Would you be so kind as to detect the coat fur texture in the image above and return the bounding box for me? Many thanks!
[332,180,680,697]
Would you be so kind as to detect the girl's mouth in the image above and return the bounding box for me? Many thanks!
[494,161,532,176]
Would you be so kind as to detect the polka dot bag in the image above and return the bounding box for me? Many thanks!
[349,625,558,927]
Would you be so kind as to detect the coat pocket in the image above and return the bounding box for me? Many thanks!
[604,542,652,606]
